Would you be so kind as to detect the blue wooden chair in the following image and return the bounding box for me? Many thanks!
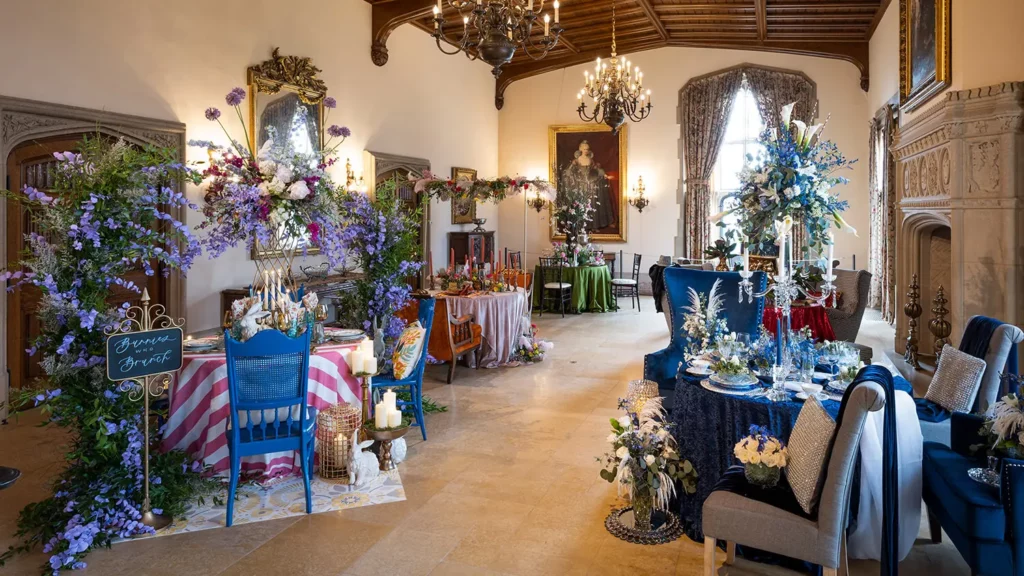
[644,267,767,405]
[924,412,1024,575]
[371,298,436,441]
[223,328,315,527]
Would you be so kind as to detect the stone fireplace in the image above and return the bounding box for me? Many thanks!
[891,83,1024,355]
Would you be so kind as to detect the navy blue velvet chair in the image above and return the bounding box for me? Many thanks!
[223,328,315,527]
[924,412,1024,575]
[643,267,767,402]
[371,298,436,441]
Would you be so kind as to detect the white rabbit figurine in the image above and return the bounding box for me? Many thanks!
[391,438,407,464]
[238,300,269,341]
[372,316,386,362]
[347,430,379,487]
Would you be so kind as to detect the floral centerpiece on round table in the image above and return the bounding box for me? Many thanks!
[192,88,352,278]
[599,397,698,531]
[734,425,788,487]
[976,374,1024,460]
[711,355,750,383]
[712,102,857,256]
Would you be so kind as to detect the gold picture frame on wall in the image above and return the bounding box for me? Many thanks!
[548,124,628,243]
[899,0,951,112]
[450,166,478,225]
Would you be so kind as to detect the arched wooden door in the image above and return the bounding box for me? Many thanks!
[6,136,169,390]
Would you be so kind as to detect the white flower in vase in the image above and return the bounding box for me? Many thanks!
[615,446,629,459]
[256,181,272,197]
[267,177,286,195]
[259,160,278,178]
[287,180,311,200]
[644,454,656,467]
[275,163,294,184]
[607,433,619,443]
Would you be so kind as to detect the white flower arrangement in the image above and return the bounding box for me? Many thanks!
[680,278,728,359]
[734,425,788,469]
[712,355,749,377]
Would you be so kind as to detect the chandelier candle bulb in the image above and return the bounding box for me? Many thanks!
[528,0,533,10]
[544,14,550,36]
[554,0,559,22]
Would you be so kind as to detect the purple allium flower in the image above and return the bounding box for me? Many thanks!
[225,87,246,107]
[205,107,221,121]
[327,125,351,139]
[323,96,337,109]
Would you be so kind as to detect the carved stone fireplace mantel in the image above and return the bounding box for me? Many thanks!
[891,82,1024,353]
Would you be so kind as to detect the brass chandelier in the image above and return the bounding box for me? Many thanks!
[431,0,564,77]
[576,0,651,134]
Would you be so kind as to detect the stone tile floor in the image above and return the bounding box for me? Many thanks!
[0,298,970,575]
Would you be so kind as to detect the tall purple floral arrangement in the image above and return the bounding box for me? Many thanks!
[0,139,218,575]
[339,180,423,344]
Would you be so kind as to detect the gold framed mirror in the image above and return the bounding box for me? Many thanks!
[247,48,328,258]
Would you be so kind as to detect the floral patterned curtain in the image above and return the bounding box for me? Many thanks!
[744,67,817,261]
[868,104,898,323]
[680,69,744,259]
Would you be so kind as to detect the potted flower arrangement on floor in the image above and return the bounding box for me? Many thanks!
[734,425,788,487]
[599,397,698,531]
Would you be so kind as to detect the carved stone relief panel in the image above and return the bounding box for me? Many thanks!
[966,139,1001,195]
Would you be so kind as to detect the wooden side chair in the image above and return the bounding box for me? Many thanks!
[398,298,483,384]
[611,253,642,311]
[538,257,572,317]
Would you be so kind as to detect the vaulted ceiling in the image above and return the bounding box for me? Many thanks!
[369,0,890,109]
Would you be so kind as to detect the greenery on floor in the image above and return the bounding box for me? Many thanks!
[396,391,448,413]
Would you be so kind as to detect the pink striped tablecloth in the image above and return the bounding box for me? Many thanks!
[161,342,362,478]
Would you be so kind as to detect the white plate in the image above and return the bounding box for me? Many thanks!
[700,380,761,397]
[686,367,713,376]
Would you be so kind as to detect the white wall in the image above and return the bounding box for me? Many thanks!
[0,0,499,332]
[868,1,900,115]
[497,47,870,271]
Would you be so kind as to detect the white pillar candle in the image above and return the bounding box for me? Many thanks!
[375,402,389,428]
[387,409,402,428]
[826,231,835,278]
[349,350,363,374]
[360,338,374,357]
[383,388,397,413]
[364,356,378,375]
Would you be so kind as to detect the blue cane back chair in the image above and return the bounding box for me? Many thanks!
[924,412,1024,575]
[223,328,315,527]
[643,267,767,405]
[371,298,436,441]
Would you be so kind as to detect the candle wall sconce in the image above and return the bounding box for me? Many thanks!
[528,189,547,212]
[628,176,650,213]
[346,158,367,193]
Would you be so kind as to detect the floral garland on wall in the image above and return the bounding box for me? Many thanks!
[712,103,856,256]
[413,172,555,203]
[191,88,351,267]
[0,139,218,574]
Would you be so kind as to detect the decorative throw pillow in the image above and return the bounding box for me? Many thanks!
[786,396,836,515]
[925,345,986,413]
[392,321,426,380]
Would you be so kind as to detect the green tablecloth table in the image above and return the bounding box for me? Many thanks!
[532,264,613,313]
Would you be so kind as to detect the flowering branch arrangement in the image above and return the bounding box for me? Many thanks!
[413,172,555,204]
[191,87,351,267]
[551,187,594,257]
[711,102,857,256]
[680,279,728,359]
[734,425,788,487]
[0,138,218,574]
[599,397,698,514]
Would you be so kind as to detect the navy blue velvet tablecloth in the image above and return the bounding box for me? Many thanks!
[672,370,913,542]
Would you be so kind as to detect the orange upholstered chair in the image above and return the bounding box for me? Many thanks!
[397,297,483,383]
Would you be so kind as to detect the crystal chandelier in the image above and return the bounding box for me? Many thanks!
[576,0,651,134]
[431,0,564,77]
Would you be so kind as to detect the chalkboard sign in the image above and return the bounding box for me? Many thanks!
[106,327,184,381]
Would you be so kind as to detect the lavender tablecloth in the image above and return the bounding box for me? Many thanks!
[444,289,527,368]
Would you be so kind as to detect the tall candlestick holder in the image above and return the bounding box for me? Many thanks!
[929,285,951,362]
[904,273,923,369]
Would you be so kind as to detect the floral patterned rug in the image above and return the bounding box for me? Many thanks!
[127,470,405,539]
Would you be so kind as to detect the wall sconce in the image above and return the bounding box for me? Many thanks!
[346,158,367,193]
[628,176,650,213]
[528,188,547,212]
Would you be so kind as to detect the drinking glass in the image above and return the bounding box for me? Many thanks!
[767,348,792,402]
[798,348,816,383]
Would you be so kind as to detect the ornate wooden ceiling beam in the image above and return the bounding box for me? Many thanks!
[371,0,435,66]
[866,0,892,38]
[652,3,753,11]
[635,0,669,41]
[768,2,879,11]
[756,0,767,42]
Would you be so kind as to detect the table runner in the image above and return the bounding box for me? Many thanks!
[532,264,612,313]
[162,342,362,477]
[444,290,527,367]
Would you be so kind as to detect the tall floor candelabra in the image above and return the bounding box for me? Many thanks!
[904,274,922,369]
[929,285,951,362]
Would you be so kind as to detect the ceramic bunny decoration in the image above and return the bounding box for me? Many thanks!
[347,429,379,487]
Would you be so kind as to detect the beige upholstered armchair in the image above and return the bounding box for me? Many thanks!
[702,380,886,576]
[826,269,872,343]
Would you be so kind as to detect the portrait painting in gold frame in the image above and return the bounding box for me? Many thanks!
[899,0,951,111]
[548,124,628,243]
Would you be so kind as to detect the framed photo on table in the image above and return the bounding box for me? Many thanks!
[548,124,627,243]
[450,166,477,225]
[899,0,951,111]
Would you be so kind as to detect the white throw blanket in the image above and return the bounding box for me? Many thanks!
[847,389,923,561]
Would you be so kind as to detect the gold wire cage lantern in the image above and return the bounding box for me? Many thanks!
[315,403,364,479]
[625,379,659,413]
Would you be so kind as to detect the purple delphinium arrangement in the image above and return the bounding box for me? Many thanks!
[191,88,350,268]
[0,138,218,574]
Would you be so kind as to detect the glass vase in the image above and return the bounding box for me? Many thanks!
[745,463,781,488]
[631,482,654,531]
